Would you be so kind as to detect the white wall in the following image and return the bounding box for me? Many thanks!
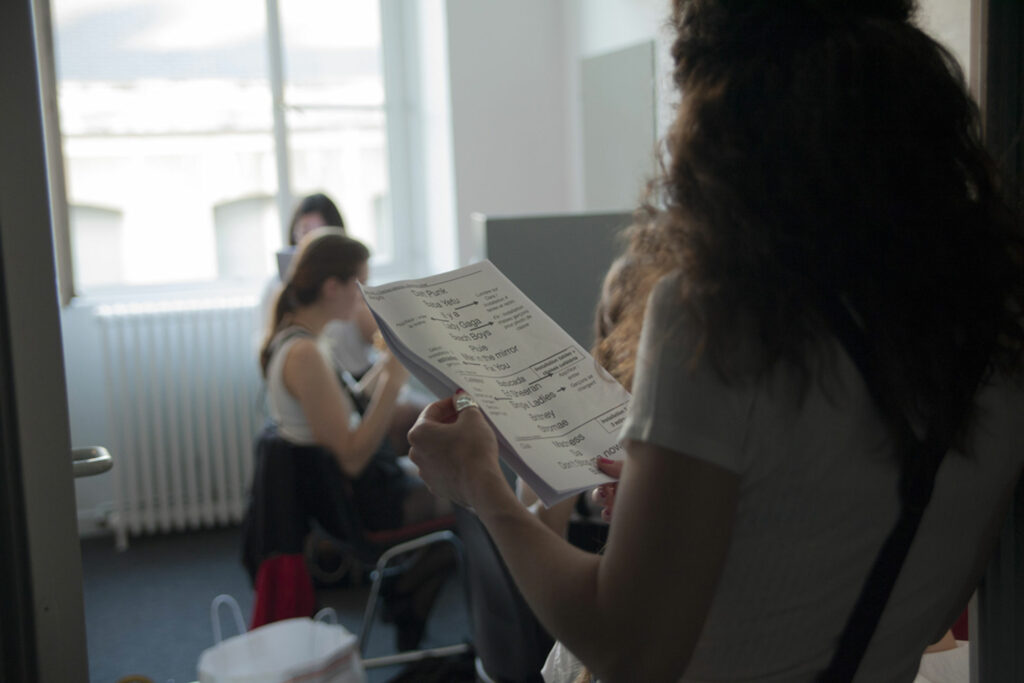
[443,0,674,230]
[445,0,574,266]
[381,0,458,278]
[569,0,675,141]
[917,0,972,77]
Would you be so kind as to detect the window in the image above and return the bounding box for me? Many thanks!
[212,195,277,280]
[50,0,407,296]
[68,203,124,286]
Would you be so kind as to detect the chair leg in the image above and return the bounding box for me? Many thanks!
[359,530,474,669]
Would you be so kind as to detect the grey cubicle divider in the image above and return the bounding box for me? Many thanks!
[481,211,634,352]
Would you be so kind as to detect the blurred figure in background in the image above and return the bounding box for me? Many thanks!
[288,192,346,246]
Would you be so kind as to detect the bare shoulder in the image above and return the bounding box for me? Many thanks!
[283,335,321,361]
[282,337,331,386]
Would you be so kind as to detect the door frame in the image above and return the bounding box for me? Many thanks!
[0,0,88,680]
[975,0,1024,679]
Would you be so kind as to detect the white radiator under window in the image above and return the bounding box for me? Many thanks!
[96,297,264,549]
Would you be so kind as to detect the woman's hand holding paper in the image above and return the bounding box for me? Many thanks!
[407,393,505,510]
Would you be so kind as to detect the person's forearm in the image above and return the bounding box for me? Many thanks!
[407,413,725,681]
[516,479,573,537]
[336,371,402,476]
[468,476,627,680]
[353,361,383,394]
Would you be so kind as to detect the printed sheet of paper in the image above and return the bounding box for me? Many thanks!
[361,260,630,506]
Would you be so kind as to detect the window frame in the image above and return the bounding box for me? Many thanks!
[41,0,417,305]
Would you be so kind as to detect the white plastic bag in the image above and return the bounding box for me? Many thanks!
[198,595,366,683]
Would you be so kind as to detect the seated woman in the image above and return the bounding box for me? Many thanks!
[260,192,426,454]
[258,227,448,534]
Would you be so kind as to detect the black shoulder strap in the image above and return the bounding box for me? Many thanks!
[268,325,314,361]
[816,296,987,683]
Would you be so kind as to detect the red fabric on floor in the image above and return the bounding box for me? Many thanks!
[250,554,316,629]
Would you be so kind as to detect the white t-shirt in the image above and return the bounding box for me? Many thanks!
[595,274,1022,682]
[914,642,969,683]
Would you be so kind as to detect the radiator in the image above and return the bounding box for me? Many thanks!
[96,297,264,549]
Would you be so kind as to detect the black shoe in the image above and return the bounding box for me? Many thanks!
[394,602,429,652]
[306,533,360,587]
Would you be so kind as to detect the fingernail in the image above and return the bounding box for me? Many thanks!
[598,457,613,464]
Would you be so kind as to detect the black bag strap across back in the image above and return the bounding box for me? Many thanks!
[816,295,989,683]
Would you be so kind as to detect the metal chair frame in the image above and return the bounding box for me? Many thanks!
[358,529,473,669]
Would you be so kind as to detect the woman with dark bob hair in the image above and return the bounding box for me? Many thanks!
[406,0,1024,680]
[288,192,346,246]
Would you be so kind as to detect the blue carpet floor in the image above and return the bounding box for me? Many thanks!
[80,526,471,683]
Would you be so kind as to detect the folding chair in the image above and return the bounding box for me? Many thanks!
[240,425,472,668]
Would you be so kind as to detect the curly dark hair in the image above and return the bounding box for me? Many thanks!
[600,0,1024,443]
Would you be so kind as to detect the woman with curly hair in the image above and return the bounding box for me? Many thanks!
[406,0,1024,680]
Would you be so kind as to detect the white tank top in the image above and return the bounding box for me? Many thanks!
[266,327,358,444]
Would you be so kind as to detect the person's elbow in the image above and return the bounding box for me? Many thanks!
[333,454,364,479]
[324,434,371,479]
